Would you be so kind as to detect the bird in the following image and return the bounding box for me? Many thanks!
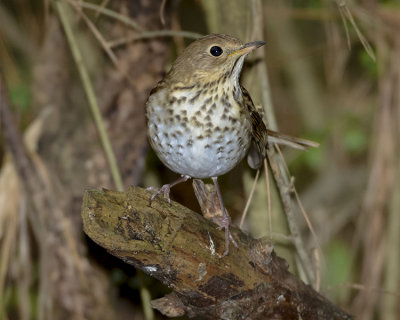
[146,34,318,256]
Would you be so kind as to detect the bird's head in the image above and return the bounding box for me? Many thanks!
[166,34,265,85]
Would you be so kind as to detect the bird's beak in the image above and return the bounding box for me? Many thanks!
[228,41,266,57]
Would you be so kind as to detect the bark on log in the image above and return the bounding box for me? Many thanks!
[81,186,352,320]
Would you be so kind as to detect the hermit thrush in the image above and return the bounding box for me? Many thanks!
[146,34,317,256]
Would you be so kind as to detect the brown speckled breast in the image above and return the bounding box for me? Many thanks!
[146,80,251,179]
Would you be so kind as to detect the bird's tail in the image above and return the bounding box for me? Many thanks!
[266,129,320,150]
[247,130,319,170]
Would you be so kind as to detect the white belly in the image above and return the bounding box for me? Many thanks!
[147,88,251,179]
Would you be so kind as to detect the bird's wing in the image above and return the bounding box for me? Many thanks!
[241,86,269,158]
[240,86,319,169]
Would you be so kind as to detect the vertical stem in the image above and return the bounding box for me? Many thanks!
[56,1,153,319]
[252,0,315,285]
[56,0,123,192]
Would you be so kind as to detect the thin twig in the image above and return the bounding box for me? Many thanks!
[266,145,315,285]
[56,1,123,192]
[312,248,321,292]
[294,189,322,259]
[159,0,167,26]
[335,0,376,61]
[70,2,118,65]
[252,0,315,285]
[56,2,154,319]
[240,169,260,229]
[108,30,202,48]
[67,0,201,49]
[68,1,138,86]
[94,0,110,19]
[275,145,322,258]
[251,0,277,129]
[67,0,144,31]
[263,158,272,240]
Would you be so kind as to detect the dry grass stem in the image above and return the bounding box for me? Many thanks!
[335,0,376,61]
[67,0,144,31]
[159,0,167,26]
[239,169,260,229]
[94,0,110,19]
[56,0,124,192]
[108,30,202,48]
[263,158,272,240]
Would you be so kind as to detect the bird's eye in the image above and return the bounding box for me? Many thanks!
[210,46,223,57]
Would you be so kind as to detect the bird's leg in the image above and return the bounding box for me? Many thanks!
[211,177,238,256]
[148,175,190,205]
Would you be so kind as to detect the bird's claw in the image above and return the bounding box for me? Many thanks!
[219,213,238,257]
[148,184,172,206]
[147,176,190,206]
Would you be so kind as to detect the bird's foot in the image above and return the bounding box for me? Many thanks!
[147,184,173,206]
[218,214,238,257]
[147,175,190,206]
